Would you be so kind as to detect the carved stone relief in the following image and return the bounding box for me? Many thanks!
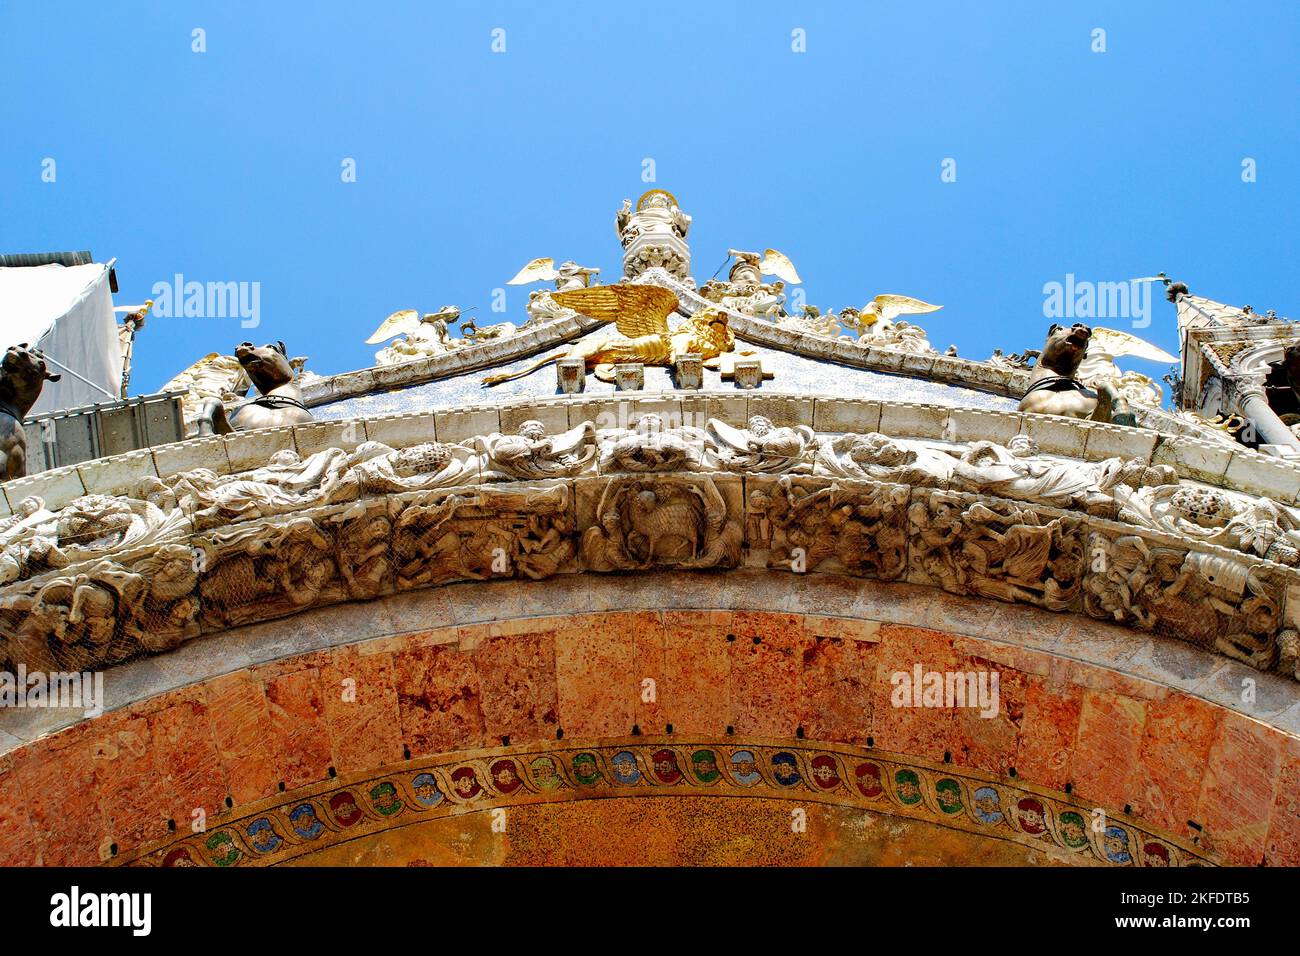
[746,476,909,580]
[577,475,743,572]
[1083,529,1283,668]
[2,413,1299,680]
[907,491,1085,612]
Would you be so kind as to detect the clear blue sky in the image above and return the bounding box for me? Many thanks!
[2,0,1297,397]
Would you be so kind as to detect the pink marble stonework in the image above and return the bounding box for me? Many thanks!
[0,584,1296,866]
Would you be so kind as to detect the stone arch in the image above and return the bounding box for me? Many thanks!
[2,573,1295,867]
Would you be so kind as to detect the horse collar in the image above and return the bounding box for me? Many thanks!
[247,393,308,412]
[1022,375,1087,398]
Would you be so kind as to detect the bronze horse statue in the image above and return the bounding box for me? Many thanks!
[197,341,313,436]
[0,344,62,480]
[1018,323,1136,427]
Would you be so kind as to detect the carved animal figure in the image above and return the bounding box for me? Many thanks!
[628,487,704,564]
[0,344,61,480]
[196,341,313,435]
[1019,324,1136,426]
[483,285,685,386]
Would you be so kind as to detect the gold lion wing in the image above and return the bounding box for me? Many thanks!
[552,285,679,339]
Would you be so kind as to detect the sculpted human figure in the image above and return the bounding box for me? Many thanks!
[375,312,455,364]
[121,544,202,652]
[516,512,575,579]
[727,250,764,289]
[618,191,691,247]
[778,304,841,338]
[815,432,956,486]
[1019,323,1136,426]
[950,435,1175,514]
[329,510,392,599]
[524,289,577,326]
[840,307,936,353]
[0,496,57,545]
[475,420,597,480]
[581,508,638,572]
[597,414,708,473]
[0,531,67,586]
[0,344,62,480]
[196,341,313,435]
[167,440,470,526]
[678,481,744,569]
[706,415,814,474]
[767,480,845,570]
[699,278,784,320]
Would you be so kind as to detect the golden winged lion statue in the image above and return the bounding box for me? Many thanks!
[483,285,736,386]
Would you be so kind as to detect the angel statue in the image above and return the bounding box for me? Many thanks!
[726,249,802,289]
[367,306,517,364]
[365,305,459,365]
[508,259,601,326]
[1073,326,1177,408]
[840,295,943,342]
[507,258,601,292]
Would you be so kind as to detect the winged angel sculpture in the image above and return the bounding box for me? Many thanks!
[726,248,802,287]
[506,258,600,292]
[483,285,736,386]
[840,295,943,341]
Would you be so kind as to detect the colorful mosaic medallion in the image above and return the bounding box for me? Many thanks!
[115,738,1211,868]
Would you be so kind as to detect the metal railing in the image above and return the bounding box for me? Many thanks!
[21,391,187,474]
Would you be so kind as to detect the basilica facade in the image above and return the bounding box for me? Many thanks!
[1,192,1298,867]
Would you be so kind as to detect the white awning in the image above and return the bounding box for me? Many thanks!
[0,262,122,414]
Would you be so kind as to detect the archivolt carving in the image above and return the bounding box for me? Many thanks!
[198,514,342,629]
[3,414,1300,679]
[579,475,742,571]
[391,484,572,590]
[708,416,815,475]
[474,420,596,480]
[747,477,908,579]
[0,490,190,584]
[813,432,1176,518]
[1083,531,1282,668]
[908,492,1084,612]
[0,543,200,672]
[596,414,709,473]
[1113,482,1300,567]
[167,441,475,528]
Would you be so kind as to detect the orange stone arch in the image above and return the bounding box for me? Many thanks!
[0,572,1296,867]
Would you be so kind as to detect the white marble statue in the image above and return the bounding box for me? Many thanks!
[706,416,815,474]
[474,420,597,480]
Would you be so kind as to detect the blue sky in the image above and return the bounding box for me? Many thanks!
[2,0,1297,397]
